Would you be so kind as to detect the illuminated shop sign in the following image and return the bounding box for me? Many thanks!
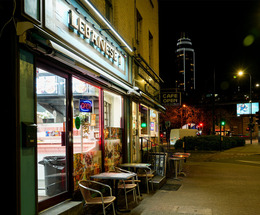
[161,92,181,106]
[69,10,122,65]
[80,99,93,112]
[44,0,128,82]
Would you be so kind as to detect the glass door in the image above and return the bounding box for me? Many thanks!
[36,67,69,209]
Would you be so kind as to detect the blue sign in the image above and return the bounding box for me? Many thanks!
[80,99,92,112]
[237,102,259,116]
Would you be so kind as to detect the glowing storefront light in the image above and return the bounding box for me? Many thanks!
[81,0,133,53]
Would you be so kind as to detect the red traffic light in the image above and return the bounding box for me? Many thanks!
[199,123,203,127]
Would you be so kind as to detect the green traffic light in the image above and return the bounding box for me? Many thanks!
[221,121,225,126]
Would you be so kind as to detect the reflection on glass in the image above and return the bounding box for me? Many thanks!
[103,91,123,171]
[72,77,101,190]
[132,102,139,162]
[150,109,158,137]
[36,68,67,201]
[140,105,148,135]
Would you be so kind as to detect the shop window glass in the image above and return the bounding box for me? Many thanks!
[104,91,123,171]
[36,68,67,202]
[150,109,158,137]
[150,109,159,146]
[140,105,148,135]
[132,102,139,162]
[72,77,101,190]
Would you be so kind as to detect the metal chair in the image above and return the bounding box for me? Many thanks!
[79,180,116,215]
[137,167,154,193]
[115,167,139,209]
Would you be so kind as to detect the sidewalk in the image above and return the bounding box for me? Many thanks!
[126,143,260,215]
[188,141,260,162]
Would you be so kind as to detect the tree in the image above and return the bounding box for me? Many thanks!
[160,105,212,134]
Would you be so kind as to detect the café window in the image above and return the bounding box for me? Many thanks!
[150,109,158,137]
[72,77,101,189]
[140,104,148,135]
[104,91,123,171]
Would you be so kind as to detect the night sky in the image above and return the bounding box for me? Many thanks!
[159,0,260,94]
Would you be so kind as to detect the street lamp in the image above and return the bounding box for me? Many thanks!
[237,70,253,144]
[238,70,244,76]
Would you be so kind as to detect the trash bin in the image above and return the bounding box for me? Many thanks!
[39,156,66,196]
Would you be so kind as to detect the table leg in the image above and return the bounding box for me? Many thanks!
[173,160,181,181]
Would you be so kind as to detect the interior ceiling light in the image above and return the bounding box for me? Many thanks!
[82,0,133,53]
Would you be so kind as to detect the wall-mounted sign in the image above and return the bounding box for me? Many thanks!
[69,10,122,64]
[44,0,129,82]
[161,92,181,106]
[80,99,93,112]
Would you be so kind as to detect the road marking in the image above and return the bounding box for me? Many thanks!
[237,160,260,165]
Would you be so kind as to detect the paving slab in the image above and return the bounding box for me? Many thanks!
[126,143,260,215]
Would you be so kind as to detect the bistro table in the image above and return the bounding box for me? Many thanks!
[120,163,153,194]
[91,172,136,213]
[168,157,185,180]
[120,163,151,170]
[172,153,191,176]
[173,152,191,158]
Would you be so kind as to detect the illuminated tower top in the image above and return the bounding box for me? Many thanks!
[176,34,195,92]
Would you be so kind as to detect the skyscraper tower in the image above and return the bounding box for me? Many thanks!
[176,33,195,92]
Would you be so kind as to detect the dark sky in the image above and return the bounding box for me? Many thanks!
[159,0,260,94]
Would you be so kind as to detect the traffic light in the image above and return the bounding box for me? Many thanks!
[248,123,255,132]
[199,123,203,127]
[188,123,191,129]
[220,119,226,126]
[256,111,260,124]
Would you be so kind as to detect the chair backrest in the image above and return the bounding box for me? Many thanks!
[79,180,92,203]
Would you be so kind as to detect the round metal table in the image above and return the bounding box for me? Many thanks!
[169,157,185,180]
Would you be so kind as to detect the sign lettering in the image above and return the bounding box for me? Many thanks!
[69,10,122,64]
[79,99,93,112]
[161,92,181,106]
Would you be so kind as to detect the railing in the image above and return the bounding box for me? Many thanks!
[139,137,167,177]
[140,137,162,163]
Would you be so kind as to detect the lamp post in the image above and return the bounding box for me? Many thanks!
[238,70,253,144]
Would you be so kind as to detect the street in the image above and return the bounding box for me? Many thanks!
[127,142,260,215]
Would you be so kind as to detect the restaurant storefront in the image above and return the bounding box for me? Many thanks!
[131,56,165,163]
[17,0,140,213]
[131,102,161,162]
[36,64,125,210]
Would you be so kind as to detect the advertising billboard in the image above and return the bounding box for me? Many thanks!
[237,103,259,116]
